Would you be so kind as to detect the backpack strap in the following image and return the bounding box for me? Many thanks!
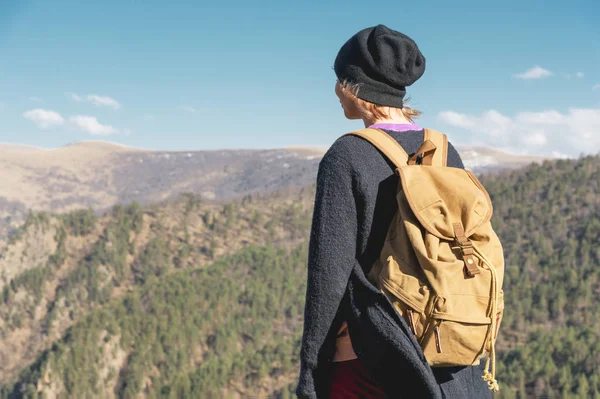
[423,129,448,167]
[343,128,409,169]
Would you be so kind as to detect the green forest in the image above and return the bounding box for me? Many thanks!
[7,244,307,398]
[482,155,600,398]
[0,155,598,398]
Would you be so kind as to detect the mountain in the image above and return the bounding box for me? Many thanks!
[0,154,598,398]
[454,145,552,174]
[0,142,323,244]
[0,189,314,397]
[479,155,600,398]
[0,141,326,209]
[0,140,550,243]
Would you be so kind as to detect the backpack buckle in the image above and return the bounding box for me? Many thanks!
[452,223,480,277]
[460,245,480,277]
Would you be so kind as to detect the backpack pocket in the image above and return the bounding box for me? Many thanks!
[420,293,497,367]
[379,255,431,339]
[377,253,504,369]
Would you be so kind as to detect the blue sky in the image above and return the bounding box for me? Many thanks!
[0,0,599,156]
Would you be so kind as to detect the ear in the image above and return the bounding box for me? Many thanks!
[335,82,362,120]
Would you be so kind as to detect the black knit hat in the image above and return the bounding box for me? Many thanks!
[334,24,426,108]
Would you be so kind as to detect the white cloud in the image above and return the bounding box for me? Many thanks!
[565,72,585,79]
[522,131,548,146]
[69,115,117,135]
[23,109,65,129]
[24,106,123,135]
[144,114,155,120]
[438,111,475,129]
[517,110,564,125]
[67,92,84,102]
[593,84,600,91]
[478,110,512,137]
[179,105,197,113]
[86,94,120,110]
[123,128,133,136]
[29,96,44,103]
[514,66,553,80]
[67,92,120,109]
[437,107,600,156]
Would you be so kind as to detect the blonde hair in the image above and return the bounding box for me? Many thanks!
[338,80,422,123]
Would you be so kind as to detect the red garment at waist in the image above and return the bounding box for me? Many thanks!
[327,358,387,399]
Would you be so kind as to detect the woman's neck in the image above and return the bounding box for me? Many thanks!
[362,115,412,128]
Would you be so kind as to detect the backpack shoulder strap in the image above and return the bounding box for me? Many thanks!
[423,129,448,167]
[343,128,409,169]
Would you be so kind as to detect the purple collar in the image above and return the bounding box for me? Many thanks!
[369,123,422,132]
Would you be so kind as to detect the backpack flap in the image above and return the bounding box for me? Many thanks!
[397,166,493,242]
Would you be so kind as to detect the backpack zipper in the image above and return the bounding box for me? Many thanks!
[406,308,417,336]
[434,324,443,353]
[418,296,440,346]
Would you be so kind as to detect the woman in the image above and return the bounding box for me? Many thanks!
[297,25,491,398]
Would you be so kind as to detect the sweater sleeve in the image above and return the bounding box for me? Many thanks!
[447,141,465,169]
[297,148,359,398]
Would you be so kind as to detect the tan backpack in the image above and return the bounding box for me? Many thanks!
[345,128,505,392]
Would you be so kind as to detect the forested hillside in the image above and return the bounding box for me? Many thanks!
[481,155,600,398]
[0,188,314,398]
[0,155,598,398]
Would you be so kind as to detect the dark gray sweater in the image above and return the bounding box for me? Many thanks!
[297,128,493,399]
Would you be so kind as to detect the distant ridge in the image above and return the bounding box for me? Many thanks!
[0,140,558,161]
[455,145,553,173]
[0,139,554,242]
[0,141,329,155]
